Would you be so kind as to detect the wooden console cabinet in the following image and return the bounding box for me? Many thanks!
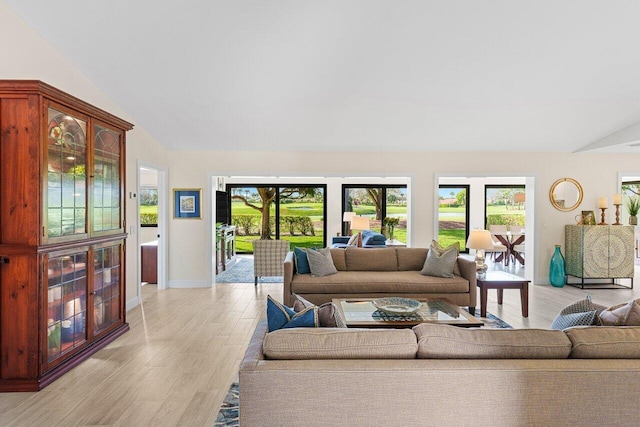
[0,81,133,391]
[141,240,158,284]
[565,225,634,288]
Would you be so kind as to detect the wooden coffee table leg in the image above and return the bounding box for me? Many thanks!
[520,283,529,317]
[480,284,488,318]
[497,288,504,305]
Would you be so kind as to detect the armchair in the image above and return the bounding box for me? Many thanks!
[252,239,290,286]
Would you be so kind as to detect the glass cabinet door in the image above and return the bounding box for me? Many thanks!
[93,124,122,234]
[47,107,87,240]
[93,242,122,336]
[47,251,88,364]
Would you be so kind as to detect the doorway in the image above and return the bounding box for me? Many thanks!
[137,163,168,298]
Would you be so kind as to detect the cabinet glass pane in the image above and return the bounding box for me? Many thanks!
[93,243,122,336]
[47,252,88,363]
[93,125,121,232]
[47,108,87,238]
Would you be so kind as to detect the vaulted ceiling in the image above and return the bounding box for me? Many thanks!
[6,1,640,153]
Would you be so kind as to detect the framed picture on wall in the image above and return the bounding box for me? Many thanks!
[173,188,202,219]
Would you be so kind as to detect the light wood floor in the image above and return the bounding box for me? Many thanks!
[1,274,639,426]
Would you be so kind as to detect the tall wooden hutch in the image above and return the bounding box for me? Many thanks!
[0,81,133,391]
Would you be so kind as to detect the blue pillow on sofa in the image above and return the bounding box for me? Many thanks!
[293,247,311,274]
[267,295,318,332]
[361,230,386,246]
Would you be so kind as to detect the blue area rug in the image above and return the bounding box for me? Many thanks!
[215,256,283,284]
[212,310,511,425]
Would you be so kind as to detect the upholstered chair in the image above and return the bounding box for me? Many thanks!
[252,239,291,286]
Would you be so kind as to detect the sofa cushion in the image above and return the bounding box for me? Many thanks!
[290,271,471,295]
[420,245,456,278]
[345,247,398,271]
[263,328,418,359]
[599,299,640,326]
[307,248,338,277]
[396,247,428,271]
[267,295,318,332]
[414,323,572,359]
[565,326,640,359]
[329,248,347,271]
[293,247,311,274]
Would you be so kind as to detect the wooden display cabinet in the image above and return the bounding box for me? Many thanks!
[0,81,133,391]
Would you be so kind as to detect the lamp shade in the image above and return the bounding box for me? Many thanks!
[351,215,370,231]
[466,229,494,250]
[343,211,356,222]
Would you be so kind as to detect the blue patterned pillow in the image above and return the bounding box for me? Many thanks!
[267,295,318,332]
[550,296,599,330]
[550,310,597,330]
[293,247,311,274]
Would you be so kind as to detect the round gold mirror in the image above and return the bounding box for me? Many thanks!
[549,178,583,211]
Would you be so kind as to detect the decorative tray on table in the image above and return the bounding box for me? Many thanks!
[372,297,422,315]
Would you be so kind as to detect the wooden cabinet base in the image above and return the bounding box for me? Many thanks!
[0,323,129,392]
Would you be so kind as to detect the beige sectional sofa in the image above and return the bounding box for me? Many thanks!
[283,247,477,313]
[239,320,640,426]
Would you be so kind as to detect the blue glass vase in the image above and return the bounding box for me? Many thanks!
[549,245,566,287]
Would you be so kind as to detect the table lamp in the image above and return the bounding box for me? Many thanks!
[343,211,356,236]
[466,229,494,273]
[350,215,370,247]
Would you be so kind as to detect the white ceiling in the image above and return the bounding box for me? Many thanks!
[6,0,640,153]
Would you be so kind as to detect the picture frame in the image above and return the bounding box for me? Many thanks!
[580,210,596,225]
[173,188,202,219]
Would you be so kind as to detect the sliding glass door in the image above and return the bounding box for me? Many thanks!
[342,185,408,243]
[228,185,326,252]
[438,185,469,251]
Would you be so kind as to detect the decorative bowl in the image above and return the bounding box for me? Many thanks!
[372,297,422,315]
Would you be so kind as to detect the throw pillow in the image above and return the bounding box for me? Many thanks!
[550,296,599,330]
[293,247,311,274]
[599,299,640,326]
[266,295,318,332]
[307,247,338,277]
[347,233,360,246]
[293,294,347,328]
[431,240,460,256]
[420,244,457,278]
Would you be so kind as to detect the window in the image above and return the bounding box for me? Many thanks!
[342,185,408,243]
[485,185,526,229]
[139,187,158,227]
[228,185,326,253]
[438,185,469,251]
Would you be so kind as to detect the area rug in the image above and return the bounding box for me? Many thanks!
[212,311,511,425]
[215,256,283,284]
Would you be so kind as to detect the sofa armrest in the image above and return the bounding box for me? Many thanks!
[283,251,295,306]
[457,256,477,308]
[332,236,350,244]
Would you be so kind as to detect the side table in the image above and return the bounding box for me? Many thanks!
[476,271,530,318]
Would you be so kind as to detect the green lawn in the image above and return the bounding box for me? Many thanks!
[140,205,157,214]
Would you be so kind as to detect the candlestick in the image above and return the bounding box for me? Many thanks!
[613,204,622,225]
[613,193,622,205]
[599,207,607,225]
[598,197,608,209]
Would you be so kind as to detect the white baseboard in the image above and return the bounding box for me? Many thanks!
[126,296,141,311]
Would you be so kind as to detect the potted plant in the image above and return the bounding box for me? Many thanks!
[383,217,400,241]
[626,197,640,225]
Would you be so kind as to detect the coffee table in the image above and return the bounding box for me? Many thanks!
[333,297,483,328]
[476,270,530,318]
